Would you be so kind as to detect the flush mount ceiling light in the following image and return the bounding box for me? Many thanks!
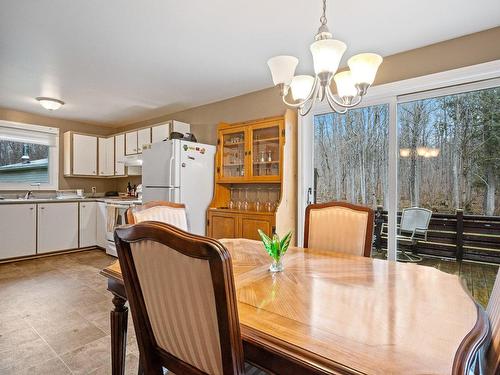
[36,97,65,111]
[267,0,383,116]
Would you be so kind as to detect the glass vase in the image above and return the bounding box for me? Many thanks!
[269,258,284,273]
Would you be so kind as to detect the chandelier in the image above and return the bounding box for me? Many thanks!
[267,0,383,116]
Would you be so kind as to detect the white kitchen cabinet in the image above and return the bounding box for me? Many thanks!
[137,128,151,153]
[0,204,36,259]
[151,123,169,143]
[151,121,191,143]
[96,202,108,249]
[79,202,97,248]
[64,132,98,176]
[125,131,138,155]
[115,134,125,176]
[38,203,79,253]
[98,137,115,176]
[73,134,98,175]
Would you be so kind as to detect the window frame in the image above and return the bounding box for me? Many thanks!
[0,121,59,190]
[298,59,500,261]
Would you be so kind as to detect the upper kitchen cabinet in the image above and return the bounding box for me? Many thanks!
[151,120,191,143]
[64,132,98,176]
[114,134,126,176]
[126,128,151,155]
[125,131,138,155]
[98,137,115,176]
[137,128,151,153]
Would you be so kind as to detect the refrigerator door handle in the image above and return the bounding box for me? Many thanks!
[168,155,175,188]
[144,185,177,189]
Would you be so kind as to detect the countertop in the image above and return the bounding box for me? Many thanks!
[0,197,142,205]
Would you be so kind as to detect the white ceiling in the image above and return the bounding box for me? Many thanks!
[0,0,499,126]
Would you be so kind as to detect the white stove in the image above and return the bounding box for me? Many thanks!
[104,198,141,257]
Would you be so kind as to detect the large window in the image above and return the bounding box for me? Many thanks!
[398,86,499,215]
[313,104,389,207]
[0,121,59,190]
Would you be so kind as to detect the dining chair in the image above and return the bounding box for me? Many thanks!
[486,269,500,374]
[125,200,188,231]
[114,221,267,375]
[304,201,374,257]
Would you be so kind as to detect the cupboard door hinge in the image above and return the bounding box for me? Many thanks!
[217,167,220,173]
[207,219,210,226]
[217,139,221,145]
[281,129,285,137]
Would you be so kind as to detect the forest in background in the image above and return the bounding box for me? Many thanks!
[314,86,499,216]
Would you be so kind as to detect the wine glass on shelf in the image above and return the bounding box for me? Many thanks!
[228,188,235,209]
[265,188,273,212]
[255,188,262,212]
[235,188,242,210]
[242,188,249,211]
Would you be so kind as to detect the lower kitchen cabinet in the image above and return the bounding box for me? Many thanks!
[0,204,37,259]
[206,209,274,240]
[96,202,108,249]
[38,202,79,253]
[79,201,97,247]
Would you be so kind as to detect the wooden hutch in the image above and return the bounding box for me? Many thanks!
[207,111,297,243]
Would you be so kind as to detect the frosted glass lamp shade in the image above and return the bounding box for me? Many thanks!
[333,71,357,98]
[267,56,299,86]
[347,53,383,85]
[310,39,346,74]
[36,97,64,110]
[290,75,315,101]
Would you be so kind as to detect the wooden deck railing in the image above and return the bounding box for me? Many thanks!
[373,206,500,264]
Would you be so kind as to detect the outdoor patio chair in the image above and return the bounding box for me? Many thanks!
[382,207,432,262]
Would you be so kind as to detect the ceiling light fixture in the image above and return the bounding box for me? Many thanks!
[36,97,65,111]
[267,0,383,116]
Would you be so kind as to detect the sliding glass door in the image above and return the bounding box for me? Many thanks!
[298,65,500,271]
[397,85,500,267]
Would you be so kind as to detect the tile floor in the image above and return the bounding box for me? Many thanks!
[0,249,139,374]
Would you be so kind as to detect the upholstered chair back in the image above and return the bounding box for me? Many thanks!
[304,201,374,257]
[114,222,245,375]
[126,201,188,231]
[487,270,500,373]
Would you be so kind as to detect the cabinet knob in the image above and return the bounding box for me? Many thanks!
[82,205,86,208]
[40,207,45,210]
[29,207,34,210]
[93,171,96,174]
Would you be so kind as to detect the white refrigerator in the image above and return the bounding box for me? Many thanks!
[142,140,216,236]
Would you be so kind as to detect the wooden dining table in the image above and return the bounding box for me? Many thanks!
[101,238,489,375]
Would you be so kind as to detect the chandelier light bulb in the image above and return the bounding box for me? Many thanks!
[333,71,357,99]
[267,56,298,86]
[347,53,383,86]
[309,39,346,75]
[290,75,315,101]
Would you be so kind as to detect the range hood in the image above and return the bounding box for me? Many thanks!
[119,154,143,167]
[118,155,142,176]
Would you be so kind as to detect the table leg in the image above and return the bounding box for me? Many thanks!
[111,294,128,375]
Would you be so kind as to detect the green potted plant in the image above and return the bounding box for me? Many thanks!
[258,229,293,272]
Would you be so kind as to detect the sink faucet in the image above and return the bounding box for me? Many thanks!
[24,191,33,199]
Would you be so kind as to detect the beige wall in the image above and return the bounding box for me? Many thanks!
[0,108,117,193]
